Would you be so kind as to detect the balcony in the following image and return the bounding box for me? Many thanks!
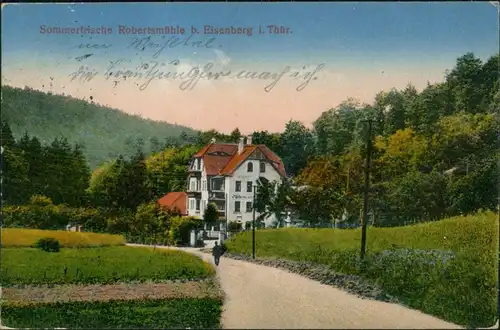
[189,159,202,172]
[208,192,226,200]
[187,183,201,193]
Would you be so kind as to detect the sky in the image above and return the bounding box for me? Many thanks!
[1,2,499,133]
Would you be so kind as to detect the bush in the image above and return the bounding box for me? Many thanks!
[34,237,60,252]
[168,216,203,246]
[2,203,107,231]
[29,195,53,207]
[1,298,223,329]
[228,221,242,233]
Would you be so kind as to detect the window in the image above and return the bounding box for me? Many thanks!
[247,181,253,192]
[189,199,195,210]
[260,161,266,173]
[246,201,253,213]
[202,200,206,211]
[202,180,207,191]
[235,181,241,192]
[247,162,253,172]
[212,178,223,191]
[196,199,200,211]
[234,201,241,213]
[190,179,196,191]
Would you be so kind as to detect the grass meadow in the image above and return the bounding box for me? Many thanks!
[1,229,222,328]
[1,246,215,286]
[1,228,126,248]
[225,211,499,328]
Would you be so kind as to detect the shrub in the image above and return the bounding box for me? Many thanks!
[34,237,60,252]
[29,195,53,207]
[168,216,203,246]
[2,204,107,231]
[228,221,242,233]
[1,298,223,329]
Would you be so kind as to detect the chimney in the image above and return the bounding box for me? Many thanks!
[246,135,252,145]
[238,137,244,154]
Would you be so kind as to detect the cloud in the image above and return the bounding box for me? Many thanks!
[213,49,231,66]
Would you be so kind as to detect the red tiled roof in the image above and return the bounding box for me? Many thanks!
[219,146,257,175]
[259,145,287,177]
[193,143,237,157]
[193,143,239,175]
[192,142,286,177]
[157,192,187,215]
[203,154,233,175]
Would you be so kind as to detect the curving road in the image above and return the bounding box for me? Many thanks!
[127,244,462,329]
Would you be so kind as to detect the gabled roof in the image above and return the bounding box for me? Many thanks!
[192,142,286,177]
[193,143,237,158]
[157,192,187,215]
[219,146,257,175]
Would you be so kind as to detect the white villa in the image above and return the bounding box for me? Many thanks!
[159,136,287,233]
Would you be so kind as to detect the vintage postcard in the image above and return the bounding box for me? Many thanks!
[1,2,498,329]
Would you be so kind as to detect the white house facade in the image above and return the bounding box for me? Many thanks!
[185,136,286,231]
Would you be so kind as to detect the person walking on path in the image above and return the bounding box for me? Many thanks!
[212,241,224,266]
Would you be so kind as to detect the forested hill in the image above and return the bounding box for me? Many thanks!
[1,85,198,168]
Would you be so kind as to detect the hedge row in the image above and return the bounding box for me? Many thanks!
[1,298,223,329]
[3,200,206,247]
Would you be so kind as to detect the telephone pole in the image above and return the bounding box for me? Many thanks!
[360,119,373,261]
[252,184,257,259]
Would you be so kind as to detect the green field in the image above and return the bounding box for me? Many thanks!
[1,228,126,248]
[1,246,214,286]
[1,298,223,329]
[2,228,222,329]
[225,211,498,328]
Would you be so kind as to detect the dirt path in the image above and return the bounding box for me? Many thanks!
[127,244,462,329]
[3,280,222,304]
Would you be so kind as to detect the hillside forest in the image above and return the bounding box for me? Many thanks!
[1,52,498,242]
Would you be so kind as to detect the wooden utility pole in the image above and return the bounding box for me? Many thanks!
[360,119,373,261]
[252,185,257,259]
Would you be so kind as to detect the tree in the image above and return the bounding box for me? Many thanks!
[2,144,30,204]
[251,130,281,154]
[229,128,242,143]
[40,137,90,206]
[145,145,199,198]
[255,178,293,228]
[149,136,162,153]
[292,156,349,224]
[313,98,363,156]
[374,128,429,179]
[1,121,16,148]
[280,120,315,176]
[446,52,484,114]
[203,203,219,229]
[121,149,151,210]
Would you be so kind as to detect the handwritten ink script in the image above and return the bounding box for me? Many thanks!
[68,34,324,92]
[70,60,324,92]
[130,35,218,59]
